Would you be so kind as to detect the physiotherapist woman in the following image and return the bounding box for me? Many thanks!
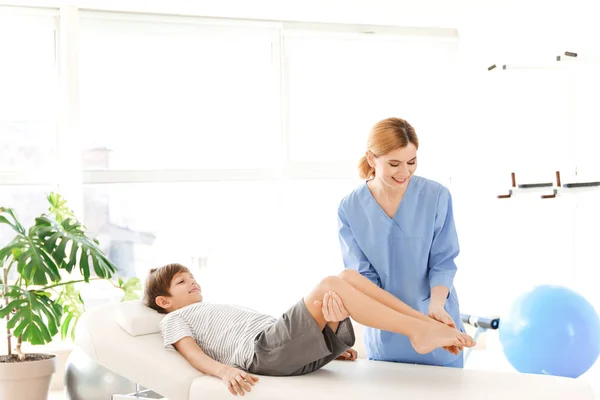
[337,117,466,368]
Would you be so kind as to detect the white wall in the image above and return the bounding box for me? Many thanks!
[454,0,600,306]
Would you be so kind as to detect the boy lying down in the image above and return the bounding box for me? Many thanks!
[144,263,475,397]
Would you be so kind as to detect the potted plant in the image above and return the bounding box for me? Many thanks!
[0,192,140,399]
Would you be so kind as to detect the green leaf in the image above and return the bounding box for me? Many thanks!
[47,192,77,224]
[8,309,28,330]
[17,254,28,280]
[0,299,28,319]
[36,245,61,282]
[91,255,102,278]
[61,313,74,339]
[33,215,117,279]
[65,242,79,273]
[53,238,69,267]
[121,277,142,302]
[42,231,63,254]
[0,239,23,264]
[32,314,52,342]
[1,289,63,346]
[24,324,44,345]
[6,228,61,286]
[0,208,26,235]
[56,283,85,341]
[80,251,90,282]
[34,294,60,337]
[3,208,26,235]
[0,215,17,232]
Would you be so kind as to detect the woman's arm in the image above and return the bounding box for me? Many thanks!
[427,187,459,326]
[428,187,459,300]
[174,337,258,396]
[338,205,381,287]
[429,286,450,310]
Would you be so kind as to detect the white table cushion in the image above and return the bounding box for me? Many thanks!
[190,359,597,400]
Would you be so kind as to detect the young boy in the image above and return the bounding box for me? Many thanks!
[145,263,475,397]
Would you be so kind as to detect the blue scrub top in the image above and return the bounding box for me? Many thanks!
[338,175,465,367]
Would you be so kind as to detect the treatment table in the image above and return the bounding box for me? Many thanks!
[73,300,596,400]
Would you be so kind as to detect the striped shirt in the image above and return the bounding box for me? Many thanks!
[160,302,276,370]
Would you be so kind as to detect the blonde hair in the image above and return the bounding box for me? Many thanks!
[358,118,419,180]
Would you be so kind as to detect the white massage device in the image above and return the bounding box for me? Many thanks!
[75,300,596,400]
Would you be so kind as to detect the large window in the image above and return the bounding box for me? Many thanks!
[0,10,58,173]
[79,17,281,171]
[0,8,59,280]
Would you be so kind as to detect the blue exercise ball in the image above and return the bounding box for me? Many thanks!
[499,285,600,378]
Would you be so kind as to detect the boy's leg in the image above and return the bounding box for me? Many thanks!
[338,269,432,323]
[248,299,354,377]
[303,276,475,355]
[285,322,354,376]
[336,269,463,354]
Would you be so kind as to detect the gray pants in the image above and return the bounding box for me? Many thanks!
[248,299,355,376]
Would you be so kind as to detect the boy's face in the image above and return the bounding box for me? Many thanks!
[155,271,203,312]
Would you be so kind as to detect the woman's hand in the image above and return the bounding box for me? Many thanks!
[219,366,259,396]
[428,305,463,355]
[428,304,456,328]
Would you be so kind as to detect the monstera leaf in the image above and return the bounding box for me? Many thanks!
[46,192,77,223]
[33,215,117,282]
[0,208,61,285]
[56,282,85,340]
[0,286,62,345]
[118,277,142,302]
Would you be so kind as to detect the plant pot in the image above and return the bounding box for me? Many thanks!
[0,353,56,400]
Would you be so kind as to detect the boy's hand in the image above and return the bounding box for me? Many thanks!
[219,366,259,396]
[336,348,358,361]
[313,291,349,322]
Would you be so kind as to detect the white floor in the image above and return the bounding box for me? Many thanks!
[48,391,67,400]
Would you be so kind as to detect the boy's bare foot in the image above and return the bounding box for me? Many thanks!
[409,321,475,355]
